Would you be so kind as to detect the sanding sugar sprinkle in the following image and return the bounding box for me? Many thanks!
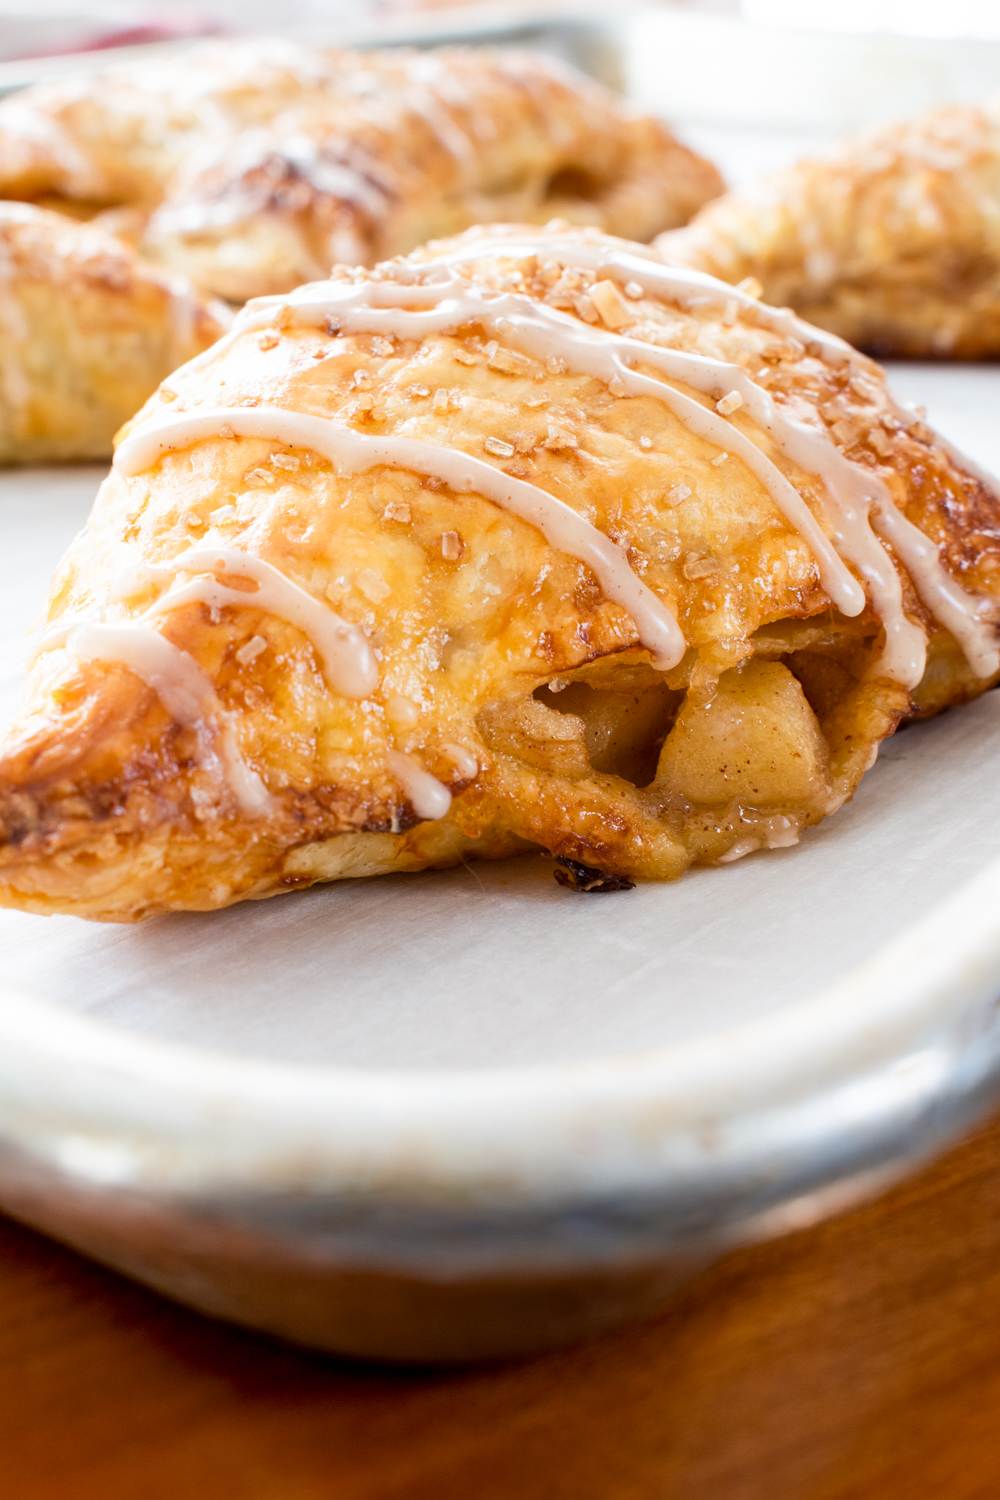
[716,390,744,416]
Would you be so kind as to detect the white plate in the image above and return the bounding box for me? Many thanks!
[0,365,998,1361]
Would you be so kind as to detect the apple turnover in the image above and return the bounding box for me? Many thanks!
[659,102,1000,359]
[0,225,997,920]
[0,202,227,464]
[0,39,723,303]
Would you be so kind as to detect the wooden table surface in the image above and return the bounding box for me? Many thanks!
[2,1113,999,1500]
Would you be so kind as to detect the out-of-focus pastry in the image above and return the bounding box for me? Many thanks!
[658,103,1000,359]
[0,202,228,464]
[0,39,724,303]
[0,225,997,921]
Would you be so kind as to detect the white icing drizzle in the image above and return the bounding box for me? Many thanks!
[0,230,31,419]
[867,502,998,677]
[387,749,452,821]
[114,407,685,671]
[335,53,476,173]
[163,274,198,357]
[425,229,857,362]
[146,546,378,698]
[278,138,389,218]
[156,267,230,362]
[65,621,271,815]
[169,234,838,400]
[426,232,1000,680]
[0,98,96,187]
[237,276,866,622]
[402,82,474,173]
[149,131,389,242]
[43,539,378,810]
[107,555,162,603]
[218,246,998,685]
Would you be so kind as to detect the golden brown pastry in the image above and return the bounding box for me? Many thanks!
[0,39,723,303]
[1,225,998,921]
[0,202,228,464]
[659,102,1000,359]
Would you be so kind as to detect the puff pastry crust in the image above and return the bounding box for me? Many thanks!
[0,202,228,464]
[659,103,1000,359]
[1,225,997,921]
[0,39,723,303]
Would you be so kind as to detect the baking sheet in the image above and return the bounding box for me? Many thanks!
[1,365,997,1074]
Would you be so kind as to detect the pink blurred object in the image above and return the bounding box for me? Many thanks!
[18,23,222,59]
[0,12,221,62]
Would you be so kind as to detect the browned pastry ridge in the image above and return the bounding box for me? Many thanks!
[0,39,724,303]
[0,225,997,922]
[658,102,1000,360]
[0,202,227,464]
